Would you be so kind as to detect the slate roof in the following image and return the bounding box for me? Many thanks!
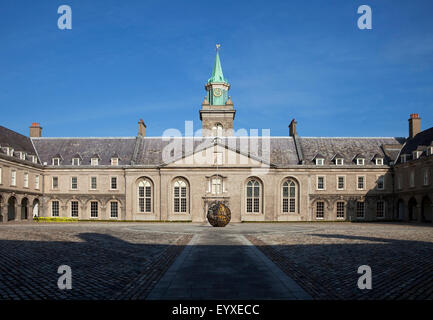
[0,126,37,155]
[299,137,405,165]
[31,137,137,166]
[397,127,433,163]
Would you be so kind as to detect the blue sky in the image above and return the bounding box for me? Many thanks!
[1,0,433,137]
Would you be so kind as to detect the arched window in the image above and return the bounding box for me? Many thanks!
[212,123,223,137]
[174,178,188,213]
[246,179,261,213]
[138,179,152,213]
[282,179,297,213]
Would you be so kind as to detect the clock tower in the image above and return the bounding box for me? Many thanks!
[200,45,236,136]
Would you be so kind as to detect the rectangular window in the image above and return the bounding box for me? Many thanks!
[424,170,429,186]
[357,158,365,165]
[337,176,345,190]
[335,158,344,165]
[24,173,28,188]
[91,177,97,189]
[316,201,324,219]
[91,158,98,166]
[377,176,384,190]
[110,202,118,218]
[11,170,16,186]
[336,201,345,219]
[289,199,295,213]
[111,177,117,190]
[145,186,151,212]
[52,176,58,189]
[376,201,385,218]
[356,201,365,218]
[90,201,98,218]
[357,176,365,190]
[52,158,60,166]
[397,175,402,190]
[72,158,80,166]
[253,198,259,213]
[0,167,2,184]
[181,198,187,213]
[247,198,252,213]
[71,177,78,189]
[376,158,383,165]
[111,158,118,166]
[35,175,39,189]
[316,158,324,165]
[52,201,59,217]
[410,171,415,187]
[71,201,79,217]
[282,199,288,213]
[317,176,325,190]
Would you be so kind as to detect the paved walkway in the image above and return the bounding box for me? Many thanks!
[147,229,311,300]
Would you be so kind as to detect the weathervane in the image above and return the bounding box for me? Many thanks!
[216,44,221,51]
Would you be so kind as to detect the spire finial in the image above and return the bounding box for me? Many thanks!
[216,44,221,51]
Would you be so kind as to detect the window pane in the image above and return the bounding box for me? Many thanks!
[289,185,295,197]
[111,202,118,218]
[283,186,288,198]
[254,185,260,197]
[247,186,252,197]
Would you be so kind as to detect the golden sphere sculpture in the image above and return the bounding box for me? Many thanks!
[207,202,231,227]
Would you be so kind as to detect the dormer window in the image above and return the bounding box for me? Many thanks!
[111,158,119,166]
[72,158,80,166]
[335,158,344,165]
[18,152,26,160]
[412,151,421,160]
[427,147,433,156]
[6,147,14,156]
[315,158,324,166]
[91,158,99,166]
[401,154,407,163]
[52,158,60,166]
[375,158,383,165]
[356,158,365,165]
[30,155,37,163]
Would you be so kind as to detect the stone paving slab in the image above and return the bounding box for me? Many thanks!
[147,230,311,300]
[246,223,433,300]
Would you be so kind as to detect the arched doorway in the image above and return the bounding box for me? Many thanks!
[421,196,432,222]
[397,199,405,220]
[8,197,16,221]
[32,199,40,218]
[408,197,418,221]
[21,198,29,220]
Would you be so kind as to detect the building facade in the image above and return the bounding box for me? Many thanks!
[0,50,432,223]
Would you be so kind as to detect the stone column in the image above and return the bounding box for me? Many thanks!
[1,205,6,223]
[417,204,423,222]
[15,204,21,221]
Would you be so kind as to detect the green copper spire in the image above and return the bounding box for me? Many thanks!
[208,45,228,84]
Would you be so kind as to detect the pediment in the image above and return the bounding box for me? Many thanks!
[163,143,270,167]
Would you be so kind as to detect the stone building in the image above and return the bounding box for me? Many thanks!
[0,50,432,223]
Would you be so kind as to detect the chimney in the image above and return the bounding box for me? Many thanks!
[408,113,421,139]
[29,123,42,137]
[289,118,297,136]
[138,119,146,136]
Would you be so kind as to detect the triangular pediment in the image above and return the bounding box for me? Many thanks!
[163,143,271,167]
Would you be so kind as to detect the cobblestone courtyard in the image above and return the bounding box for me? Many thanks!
[0,222,432,299]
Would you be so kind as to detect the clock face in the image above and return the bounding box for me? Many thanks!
[213,88,222,97]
